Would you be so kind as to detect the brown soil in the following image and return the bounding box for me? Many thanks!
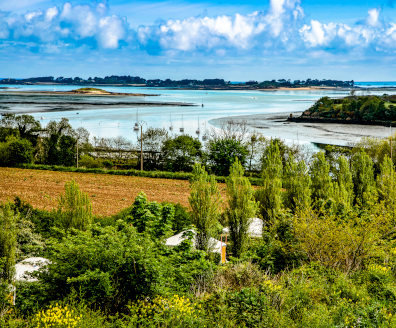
[0,167,226,216]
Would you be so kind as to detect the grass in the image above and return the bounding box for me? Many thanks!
[0,167,227,216]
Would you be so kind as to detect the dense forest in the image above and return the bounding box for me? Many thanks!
[1,113,396,327]
[0,76,354,89]
[293,94,396,124]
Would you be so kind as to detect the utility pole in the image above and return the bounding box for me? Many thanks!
[76,137,79,168]
[140,124,143,171]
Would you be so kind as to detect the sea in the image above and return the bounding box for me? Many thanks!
[0,83,395,148]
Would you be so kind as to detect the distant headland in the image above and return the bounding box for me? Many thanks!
[288,94,396,127]
[0,76,358,90]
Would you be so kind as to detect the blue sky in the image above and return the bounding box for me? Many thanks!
[0,0,395,81]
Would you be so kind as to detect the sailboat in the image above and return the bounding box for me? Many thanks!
[134,109,139,131]
[169,113,173,131]
[179,114,184,133]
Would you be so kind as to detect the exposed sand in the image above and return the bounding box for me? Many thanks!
[211,112,392,147]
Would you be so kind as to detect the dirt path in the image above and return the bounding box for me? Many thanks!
[0,167,226,216]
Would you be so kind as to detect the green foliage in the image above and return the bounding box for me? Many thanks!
[129,192,174,239]
[333,155,354,213]
[309,152,334,209]
[376,155,396,218]
[57,180,92,231]
[225,159,258,258]
[304,94,396,122]
[39,222,162,312]
[189,164,222,251]
[0,205,17,283]
[0,205,17,318]
[0,137,34,166]
[207,138,249,176]
[351,151,377,207]
[162,135,202,172]
[282,155,311,211]
[79,154,102,168]
[256,140,283,221]
[42,118,77,166]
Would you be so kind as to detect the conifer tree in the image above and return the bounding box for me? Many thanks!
[57,180,93,230]
[189,163,222,251]
[309,152,334,208]
[256,140,283,221]
[351,151,377,206]
[225,159,259,258]
[283,155,311,211]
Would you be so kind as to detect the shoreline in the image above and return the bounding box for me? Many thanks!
[210,112,391,147]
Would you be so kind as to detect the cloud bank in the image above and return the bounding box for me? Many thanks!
[0,0,395,58]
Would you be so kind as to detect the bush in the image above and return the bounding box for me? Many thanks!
[38,222,163,312]
[79,155,102,169]
[0,137,33,166]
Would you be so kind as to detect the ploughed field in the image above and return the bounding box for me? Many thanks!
[0,167,225,216]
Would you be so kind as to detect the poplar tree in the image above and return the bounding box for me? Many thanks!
[58,180,93,230]
[225,159,259,258]
[351,151,377,206]
[283,155,311,212]
[0,205,17,284]
[0,205,17,311]
[189,163,222,251]
[309,152,334,208]
[377,155,395,217]
[334,155,354,212]
[256,140,283,221]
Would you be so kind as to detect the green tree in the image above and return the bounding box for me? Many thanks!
[283,155,311,211]
[207,137,249,176]
[377,155,395,218]
[0,205,17,315]
[0,205,17,283]
[256,140,283,221]
[189,163,221,251]
[162,135,202,172]
[225,159,258,258]
[309,152,334,208]
[351,151,377,206]
[42,118,76,166]
[57,180,93,230]
[0,137,34,166]
[334,156,354,212]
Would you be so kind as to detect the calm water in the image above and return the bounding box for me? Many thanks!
[0,84,394,147]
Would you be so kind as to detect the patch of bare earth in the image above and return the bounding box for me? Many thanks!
[0,167,226,216]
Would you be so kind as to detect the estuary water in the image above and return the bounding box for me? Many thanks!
[0,84,394,147]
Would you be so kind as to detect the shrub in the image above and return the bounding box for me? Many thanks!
[0,137,33,166]
[57,180,92,231]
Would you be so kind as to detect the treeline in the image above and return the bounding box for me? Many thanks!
[0,76,354,88]
[1,135,396,327]
[296,94,396,123]
[250,78,354,88]
[0,114,301,177]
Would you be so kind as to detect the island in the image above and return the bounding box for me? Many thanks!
[0,76,358,90]
[288,94,396,127]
